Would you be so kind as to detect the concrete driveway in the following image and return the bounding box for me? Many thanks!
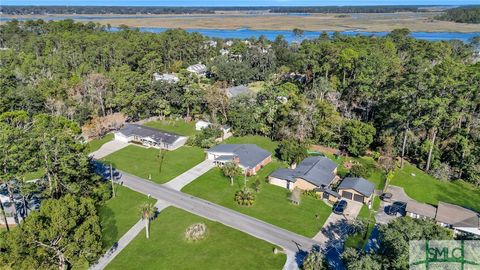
[375,185,409,224]
[89,140,129,159]
[163,160,215,190]
[313,200,363,243]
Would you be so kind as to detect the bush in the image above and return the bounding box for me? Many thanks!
[234,187,256,206]
[302,190,320,199]
[349,163,372,178]
[184,223,207,241]
[187,126,222,148]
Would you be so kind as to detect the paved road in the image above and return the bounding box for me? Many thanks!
[163,160,214,190]
[89,140,129,159]
[120,170,320,252]
[91,200,170,270]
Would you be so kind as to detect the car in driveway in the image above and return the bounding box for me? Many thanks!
[333,200,348,215]
[385,201,406,216]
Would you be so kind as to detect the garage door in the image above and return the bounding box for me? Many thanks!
[353,194,364,203]
[342,191,353,200]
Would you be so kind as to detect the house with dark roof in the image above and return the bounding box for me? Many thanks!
[406,201,437,220]
[268,156,339,194]
[337,177,375,204]
[435,202,480,236]
[114,124,187,150]
[206,144,271,175]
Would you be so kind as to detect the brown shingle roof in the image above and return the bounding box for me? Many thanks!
[435,201,479,228]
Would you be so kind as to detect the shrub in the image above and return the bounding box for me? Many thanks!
[184,223,208,241]
[234,187,256,206]
[187,126,222,148]
[350,163,372,178]
[302,190,320,199]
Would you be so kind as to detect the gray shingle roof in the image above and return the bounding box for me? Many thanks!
[117,124,184,145]
[436,202,479,228]
[338,177,375,197]
[225,85,252,98]
[207,144,271,168]
[269,156,337,187]
[406,201,437,219]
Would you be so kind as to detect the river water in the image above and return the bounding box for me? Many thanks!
[2,16,479,42]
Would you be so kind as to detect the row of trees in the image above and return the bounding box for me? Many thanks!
[436,7,480,24]
[0,111,111,269]
[1,20,479,187]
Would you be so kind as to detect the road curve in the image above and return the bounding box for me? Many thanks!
[119,170,320,252]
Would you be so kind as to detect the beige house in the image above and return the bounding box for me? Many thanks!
[206,144,271,176]
[268,156,339,198]
[337,177,375,204]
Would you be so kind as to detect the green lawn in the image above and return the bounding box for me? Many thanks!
[182,161,332,237]
[106,207,285,270]
[326,154,386,190]
[102,145,205,184]
[391,163,480,212]
[223,135,279,155]
[144,119,197,136]
[98,186,155,249]
[87,133,114,153]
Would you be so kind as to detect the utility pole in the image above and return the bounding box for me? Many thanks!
[110,164,115,198]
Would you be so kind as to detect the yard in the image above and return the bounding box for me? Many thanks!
[105,207,286,270]
[98,185,155,249]
[325,154,386,190]
[390,163,480,212]
[102,145,205,184]
[144,119,197,136]
[182,161,332,237]
[223,135,279,155]
[87,133,114,153]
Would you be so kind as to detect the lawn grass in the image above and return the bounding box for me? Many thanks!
[102,145,205,184]
[106,207,285,270]
[182,161,332,237]
[326,154,386,190]
[144,119,197,136]
[98,186,155,249]
[87,133,114,153]
[223,135,279,155]
[391,162,480,212]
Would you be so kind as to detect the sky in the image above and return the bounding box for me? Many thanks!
[1,0,478,6]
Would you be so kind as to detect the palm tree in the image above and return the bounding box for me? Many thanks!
[222,161,242,186]
[139,202,157,239]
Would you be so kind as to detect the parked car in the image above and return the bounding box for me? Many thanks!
[385,201,406,216]
[380,192,392,202]
[333,200,348,215]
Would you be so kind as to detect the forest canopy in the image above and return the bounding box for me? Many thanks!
[435,6,480,24]
[0,20,479,187]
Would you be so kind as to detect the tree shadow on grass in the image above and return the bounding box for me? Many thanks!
[99,206,118,251]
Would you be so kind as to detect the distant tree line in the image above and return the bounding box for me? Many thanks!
[0,5,432,15]
[435,6,480,24]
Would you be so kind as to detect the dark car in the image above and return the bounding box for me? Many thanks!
[333,200,348,215]
[385,201,406,216]
[380,192,393,202]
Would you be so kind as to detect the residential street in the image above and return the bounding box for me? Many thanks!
[120,170,321,253]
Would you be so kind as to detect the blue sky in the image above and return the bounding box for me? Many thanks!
[1,0,478,6]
